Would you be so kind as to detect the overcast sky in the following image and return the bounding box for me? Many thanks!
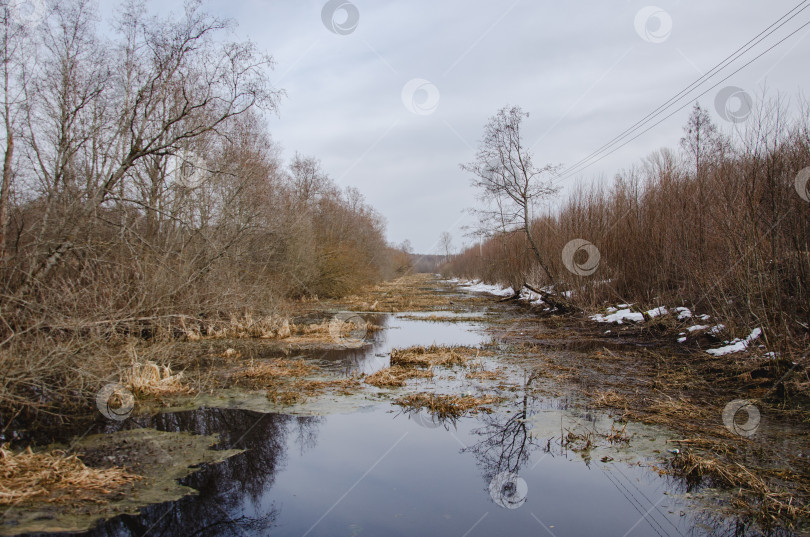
[113,0,810,253]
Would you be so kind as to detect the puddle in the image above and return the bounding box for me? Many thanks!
[37,401,731,537]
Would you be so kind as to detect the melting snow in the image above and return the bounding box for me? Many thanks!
[590,308,645,324]
[646,306,668,318]
[675,307,692,320]
[706,328,762,356]
[686,324,709,332]
[457,280,514,297]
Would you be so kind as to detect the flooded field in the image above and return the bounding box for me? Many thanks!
[3,276,806,536]
[60,405,714,537]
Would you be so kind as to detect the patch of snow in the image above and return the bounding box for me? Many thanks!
[606,306,617,313]
[709,324,726,336]
[677,337,687,343]
[686,324,709,332]
[517,288,546,307]
[706,328,762,356]
[698,314,710,321]
[675,307,692,320]
[458,280,514,297]
[616,303,632,308]
[590,308,645,324]
[763,352,778,360]
[646,306,668,318]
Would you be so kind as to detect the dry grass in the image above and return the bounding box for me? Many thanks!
[342,274,453,312]
[181,313,380,344]
[590,389,630,409]
[590,389,724,437]
[465,368,505,381]
[390,345,488,368]
[184,313,292,341]
[397,314,486,323]
[569,351,810,528]
[0,445,141,506]
[233,359,317,387]
[231,358,362,405]
[121,361,193,396]
[606,422,630,444]
[267,377,361,404]
[669,450,810,523]
[364,366,434,388]
[395,393,501,420]
[266,388,305,405]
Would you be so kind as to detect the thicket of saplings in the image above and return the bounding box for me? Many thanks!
[445,101,810,354]
[0,1,407,432]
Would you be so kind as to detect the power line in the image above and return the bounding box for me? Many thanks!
[558,18,810,181]
[556,0,810,181]
[559,0,810,180]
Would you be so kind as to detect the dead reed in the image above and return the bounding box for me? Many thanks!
[364,366,434,388]
[394,393,501,420]
[0,445,141,506]
[122,361,193,396]
[390,345,488,368]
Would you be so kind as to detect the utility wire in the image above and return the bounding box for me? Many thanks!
[556,0,810,181]
[557,18,810,181]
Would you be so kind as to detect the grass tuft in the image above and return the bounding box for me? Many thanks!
[0,445,140,506]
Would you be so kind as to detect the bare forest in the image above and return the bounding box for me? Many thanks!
[0,0,406,429]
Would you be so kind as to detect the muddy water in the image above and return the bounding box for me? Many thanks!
[17,306,751,536]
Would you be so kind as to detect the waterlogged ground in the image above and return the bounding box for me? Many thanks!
[4,276,805,536]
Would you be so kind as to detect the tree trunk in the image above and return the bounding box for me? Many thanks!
[0,124,11,270]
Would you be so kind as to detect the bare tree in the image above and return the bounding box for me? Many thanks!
[462,105,567,306]
[438,231,453,262]
[680,102,721,271]
[680,102,720,176]
[10,0,281,301]
[0,0,35,271]
[288,152,330,207]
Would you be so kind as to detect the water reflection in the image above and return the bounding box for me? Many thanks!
[464,379,542,483]
[18,310,799,537]
[317,313,488,375]
[75,409,322,537]
[35,402,797,537]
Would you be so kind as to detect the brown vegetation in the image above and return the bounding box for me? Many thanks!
[342,274,452,312]
[395,393,501,420]
[528,340,810,528]
[390,345,489,368]
[669,450,810,524]
[364,366,434,388]
[230,358,361,404]
[447,100,810,353]
[0,445,140,506]
[0,0,408,431]
[232,359,317,389]
[121,361,193,398]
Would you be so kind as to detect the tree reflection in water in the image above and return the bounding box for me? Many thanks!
[81,409,322,537]
[462,375,547,492]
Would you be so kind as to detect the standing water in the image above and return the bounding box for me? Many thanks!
[10,304,761,536]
